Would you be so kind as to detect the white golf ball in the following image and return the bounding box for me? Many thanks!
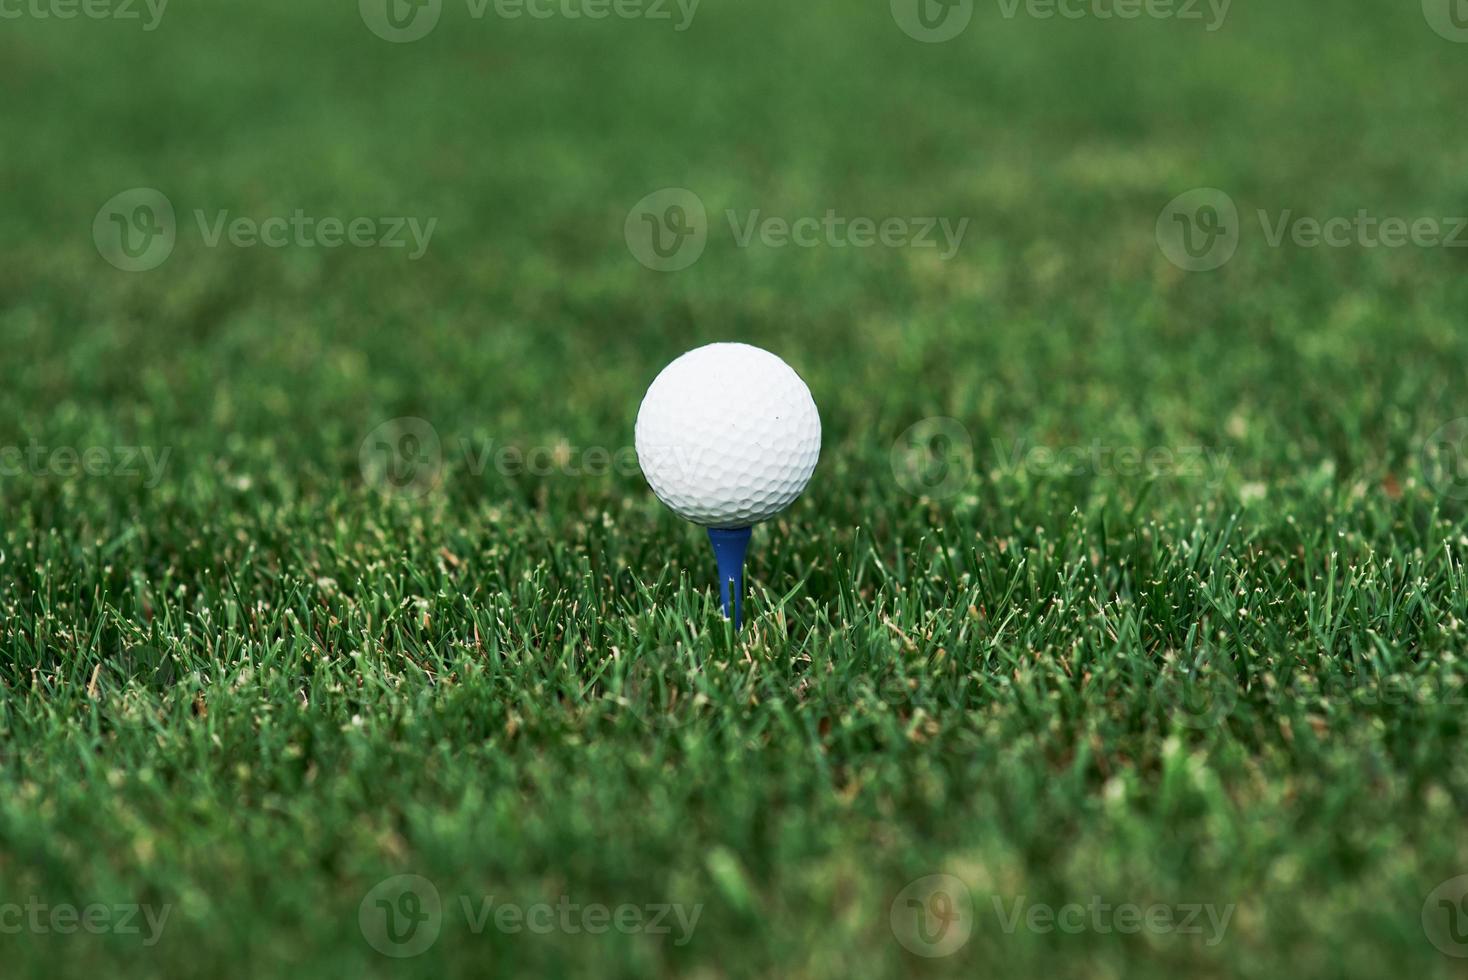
[635,343,821,528]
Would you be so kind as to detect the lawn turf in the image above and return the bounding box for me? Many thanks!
[2,0,1468,976]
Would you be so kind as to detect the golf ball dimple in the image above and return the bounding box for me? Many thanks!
[635,343,821,528]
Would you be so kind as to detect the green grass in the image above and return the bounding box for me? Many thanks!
[3,0,1468,976]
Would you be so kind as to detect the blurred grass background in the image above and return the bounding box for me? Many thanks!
[2,0,1468,977]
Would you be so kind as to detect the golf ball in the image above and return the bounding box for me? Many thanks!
[635,343,821,528]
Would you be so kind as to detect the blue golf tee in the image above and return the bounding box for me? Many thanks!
[706,526,752,629]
